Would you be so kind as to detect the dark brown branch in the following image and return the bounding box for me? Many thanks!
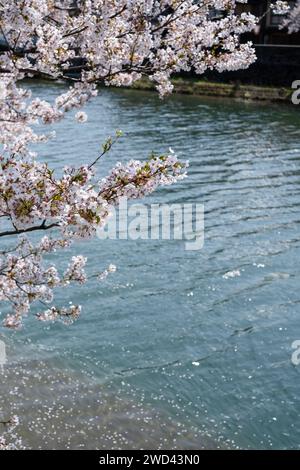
[0,222,59,238]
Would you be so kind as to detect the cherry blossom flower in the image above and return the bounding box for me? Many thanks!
[75,111,88,123]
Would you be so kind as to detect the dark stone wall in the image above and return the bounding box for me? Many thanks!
[200,46,300,88]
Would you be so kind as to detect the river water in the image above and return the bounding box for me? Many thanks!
[1,82,300,449]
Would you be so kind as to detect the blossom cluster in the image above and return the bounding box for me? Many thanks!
[0,1,260,155]
[283,0,300,32]
[0,1,258,95]
[0,150,186,328]
[271,1,290,16]
[269,0,300,31]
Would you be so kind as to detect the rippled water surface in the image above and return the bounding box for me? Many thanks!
[1,82,300,449]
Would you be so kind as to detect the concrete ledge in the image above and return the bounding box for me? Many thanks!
[131,77,293,103]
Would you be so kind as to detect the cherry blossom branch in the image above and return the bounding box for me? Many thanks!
[0,221,59,238]
[0,0,262,329]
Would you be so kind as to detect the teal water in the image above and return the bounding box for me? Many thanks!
[1,83,300,449]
